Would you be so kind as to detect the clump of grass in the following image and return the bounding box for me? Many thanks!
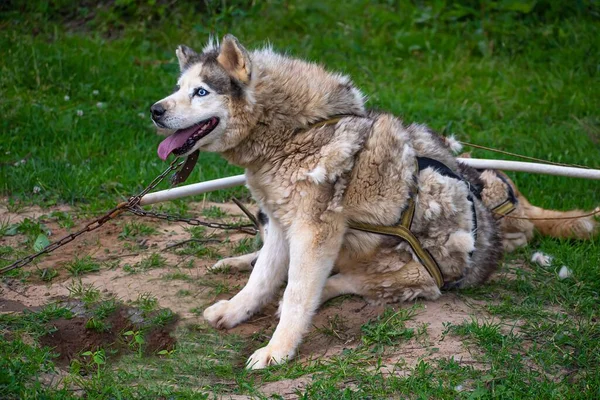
[175,241,221,259]
[123,253,167,274]
[189,306,204,316]
[3,218,52,252]
[2,218,51,241]
[201,206,227,219]
[176,289,191,297]
[119,222,157,240]
[155,201,190,217]
[5,199,25,214]
[1,267,31,282]
[37,267,58,282]
[93,298,118,320]
[183,226,206,239]
[67,280,102,305]
[231,237,255,255]
[49,210,75,229]
[162,271,192,282]
[315,315,349,341]
[361,307,415,349]
[152,308,176,326]
[134,293,159,313]
[449,319,506,350]
[0,218,11,237]
[139,253,166,269]
[0,245,13,257]
[195,277,235,296]
[65,256,100,276]
[85,317,108,332]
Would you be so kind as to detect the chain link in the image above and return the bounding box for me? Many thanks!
[1,158,255,275]
[127,206,257,235]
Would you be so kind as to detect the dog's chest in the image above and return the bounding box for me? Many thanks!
[244,170,295,219]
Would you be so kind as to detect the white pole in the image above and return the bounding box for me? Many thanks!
[457,158,600,180]
[138,158,600,206]
[139,174,246,206]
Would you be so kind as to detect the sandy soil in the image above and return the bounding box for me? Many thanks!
[1,201,508,398]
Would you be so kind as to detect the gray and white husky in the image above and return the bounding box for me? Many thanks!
[151,35,597,369]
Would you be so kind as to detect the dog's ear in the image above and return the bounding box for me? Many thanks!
[217,34,252,84]
[176,45,198,71]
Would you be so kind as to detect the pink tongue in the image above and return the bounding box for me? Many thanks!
[157,126,197,160]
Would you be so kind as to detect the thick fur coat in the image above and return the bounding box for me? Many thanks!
[151,35,597,369]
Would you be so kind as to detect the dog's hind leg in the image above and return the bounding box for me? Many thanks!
[520,196,598,240]
[487,171,598,242]
[477,169,597,251]
[321,253,441,306]
[208,252,258,272]
[204,217,288,329]
[320,273,364,304]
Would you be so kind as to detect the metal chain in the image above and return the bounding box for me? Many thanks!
[0,205,129,274]
[127,206,257,235]
[1,158,255,275]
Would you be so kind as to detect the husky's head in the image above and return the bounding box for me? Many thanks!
[151,35,254,159]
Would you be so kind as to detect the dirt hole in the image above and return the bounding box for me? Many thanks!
[39,302,177,367]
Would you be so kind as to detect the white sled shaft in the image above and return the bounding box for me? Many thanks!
[458,158,600,180]
[139,174,246,206]
[138,158,599,206]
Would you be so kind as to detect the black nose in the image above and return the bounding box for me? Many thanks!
[150,103,166,119]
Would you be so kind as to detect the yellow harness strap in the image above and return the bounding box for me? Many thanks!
[308,115,348,129]
[349,220,445,288]
[347,162,445,289]
[491,200,517,218]
[489,172,518,219]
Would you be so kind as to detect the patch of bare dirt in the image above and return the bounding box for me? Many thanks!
[39,303,177,367]
[1,201,510,394]
[0,298,41,313]
[1,201,255,316]
[382,295,487,374]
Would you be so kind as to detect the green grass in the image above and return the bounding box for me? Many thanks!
[66,280,102,305]
[2,218,52,250]
[361,306,416,349]
[201,205,228,219]
[118,221,157,240]
[65,256,101,276]
[1,0,599,398]
[133,292,159,313]
[230,237,257,255]
[122,252,167,274]
[37,267,58,282]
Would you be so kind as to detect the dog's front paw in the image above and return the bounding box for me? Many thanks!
[246,345,293,370]
[203,300,247,329]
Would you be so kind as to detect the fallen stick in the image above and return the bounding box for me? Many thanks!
[139,158,600,206]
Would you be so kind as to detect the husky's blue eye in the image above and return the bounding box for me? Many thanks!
[194,87,209,97]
